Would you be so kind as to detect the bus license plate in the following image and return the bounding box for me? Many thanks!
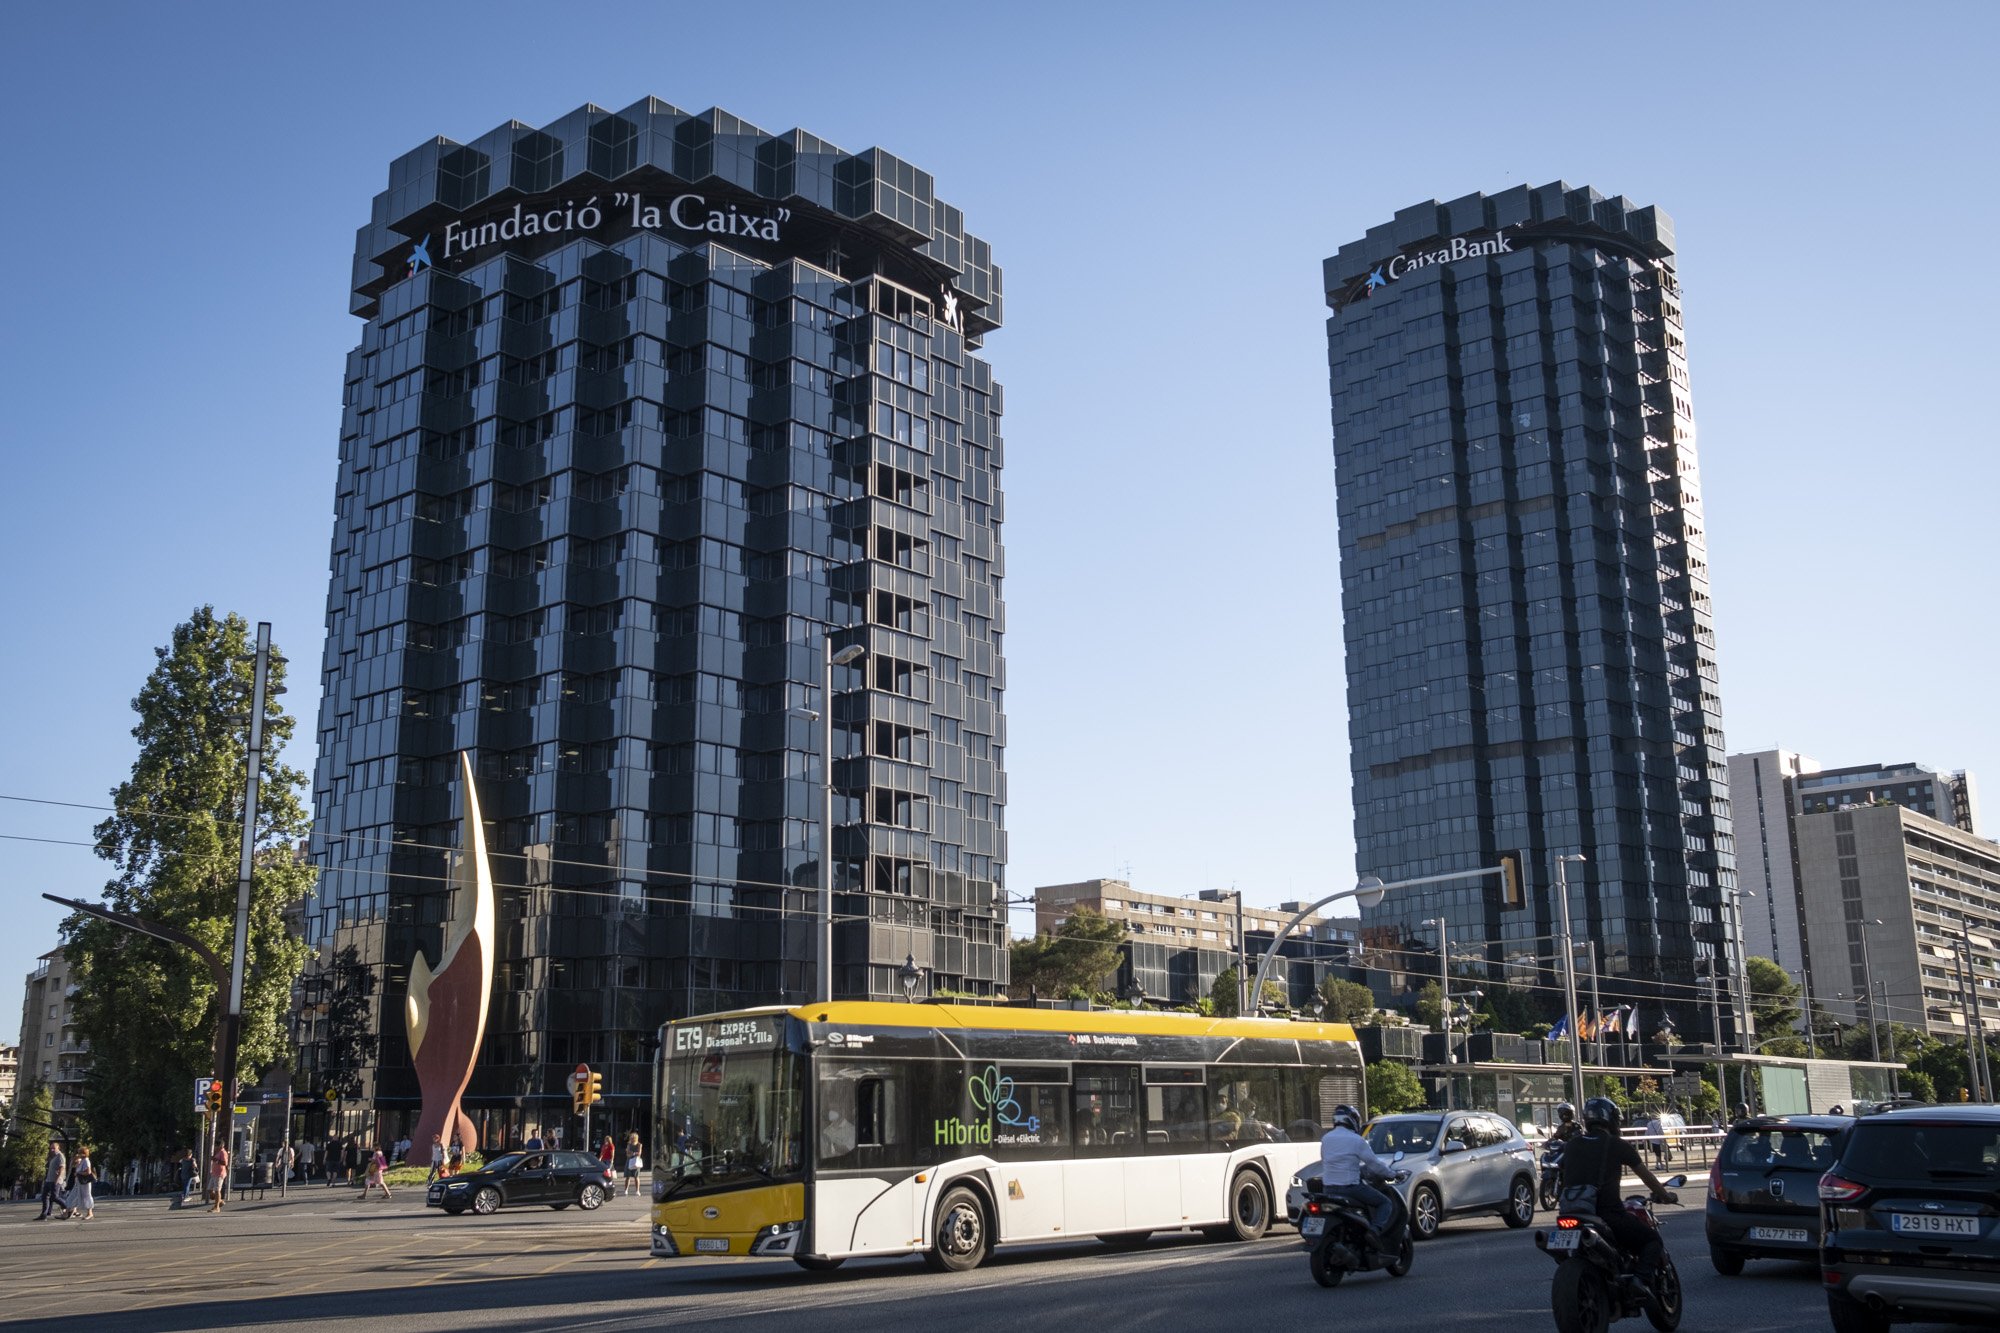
[1748,1226,1808,1243]
[1300,1217,1325,1237]
[1546,1230,1580,1251]
[1891,1213,1978,1237]
[694,1237,730,1252]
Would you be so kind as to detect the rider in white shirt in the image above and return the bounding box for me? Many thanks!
[1318,1105,1403,1248]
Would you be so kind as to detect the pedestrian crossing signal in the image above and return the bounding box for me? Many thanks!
[1498,850,1527,911]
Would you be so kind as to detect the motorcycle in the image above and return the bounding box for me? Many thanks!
[1538,1140,1565,1211]
[1534,1175,1686,1333]
[1301,1163,1415,1288]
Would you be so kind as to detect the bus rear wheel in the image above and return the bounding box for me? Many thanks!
[1204,1168,1270,1242]
[922,1185,991,1272]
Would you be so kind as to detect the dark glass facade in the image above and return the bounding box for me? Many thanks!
[1323,183,1738,1039]
[302,99,1010,1140]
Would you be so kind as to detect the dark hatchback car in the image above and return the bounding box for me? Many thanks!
[1820,1105,2000,1332]
[427,1151,616,1216]
[1706,1113,1852,1274]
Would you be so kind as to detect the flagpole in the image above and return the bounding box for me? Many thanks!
[1587,941,1604,1071]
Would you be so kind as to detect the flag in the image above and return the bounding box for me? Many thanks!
[1602,1008,1623,1037]
[1549,1015,1569,1041]
[1626,1008,1642,1040]
[1579,1012,1596,1040]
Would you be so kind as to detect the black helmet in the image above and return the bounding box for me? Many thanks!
[1332,1105,1362,1133]
[1733,1102,1751,1119]
[1582,1097,1621,1130]
[1556,1102,1576,1122]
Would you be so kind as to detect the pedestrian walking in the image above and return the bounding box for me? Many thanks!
[622,1132,644,1196]
[276,1142,294,1197]
[360,1145,392,1201]
[206,1142,229,1212]
[448,1133,465,1177]
[525,1126,544,1151]
[35,1142,66,1220]
[298,1137,316,1182]
[69,1145,97,1220]
[425,1134,446,1185]
[599,1135,616,1175]
[324,1138,342,1187]
[125,1154,141,1197]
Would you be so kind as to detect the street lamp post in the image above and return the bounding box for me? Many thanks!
[1554,855,1588,1111]
[1856,920,1883,1065]
[816,637,866,1004]
[1795,964,1818,1059]
[1423,916,1449,1109]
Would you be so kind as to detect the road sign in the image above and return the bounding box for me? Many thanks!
[566,1063,589,1096]
[1661,1073,1701,1098]
[194,1076,217,1114]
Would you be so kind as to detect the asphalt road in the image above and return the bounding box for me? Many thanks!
[0,1188,1967,1333]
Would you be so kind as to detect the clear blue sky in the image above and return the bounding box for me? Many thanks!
[4,2,1995,1034]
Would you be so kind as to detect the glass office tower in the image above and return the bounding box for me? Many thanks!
[1322,183,1738,1041]
[302,99,1010,1141]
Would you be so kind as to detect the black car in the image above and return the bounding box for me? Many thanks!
[1820,1104,2000,1332]
[1705,1113,1851,1274]
[427,1151,616,1216]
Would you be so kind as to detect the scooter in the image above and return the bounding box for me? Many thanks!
[1301,1164,1414,1288]
[1533,1175,1686,1333]
[1538,1140,1566,1211]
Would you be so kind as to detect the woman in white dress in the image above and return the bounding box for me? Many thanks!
[69,1145,96,1220]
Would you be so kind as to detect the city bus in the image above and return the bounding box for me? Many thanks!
[651,1001,1363,1271]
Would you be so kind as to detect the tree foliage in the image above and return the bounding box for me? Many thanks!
[62,608,316,1159]
[1209,967,1288,1017]
[1365,1061,1427,1116]
[1318,977,1378,1024]
[1744,956,1801,1041]
[2,1082,55,1182]
[1009,906,1124,999]
[321,945,379,1099]
[1412,981,1445,1029]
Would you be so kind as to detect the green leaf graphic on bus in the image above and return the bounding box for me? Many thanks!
[969,1065,1038,1131]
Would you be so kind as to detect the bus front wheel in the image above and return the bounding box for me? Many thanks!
[1204,1168,1270,1242]
[922,1185,992,1272]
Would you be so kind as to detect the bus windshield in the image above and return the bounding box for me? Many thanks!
[661,1018,804,1198]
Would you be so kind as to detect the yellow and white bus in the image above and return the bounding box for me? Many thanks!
[650,1001,1363,1271]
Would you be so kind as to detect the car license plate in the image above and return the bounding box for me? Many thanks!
[1301,1217,1326,1237]
[694,1237,730,1253]
[1546,1230,1580,1251]
[1748,1227,1808,1243]
[1890,1213,1979,1236]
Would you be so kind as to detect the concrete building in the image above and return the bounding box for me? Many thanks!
[1729,749,1982,1001]
[1031,879,1353,1006]
[1794,802,1999,1044]
[1323,183,1738,1040]
[13,948,87,1126]
[0,1044,18,1114]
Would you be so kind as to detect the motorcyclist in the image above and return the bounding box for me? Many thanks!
[1318,1105,1404,1253]
[1557,1097,1676,1281]
[1549,1102,1583,1145]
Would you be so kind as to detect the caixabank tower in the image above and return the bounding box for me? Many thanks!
[1324,184,1741,1046]
[303,99,1011,1144]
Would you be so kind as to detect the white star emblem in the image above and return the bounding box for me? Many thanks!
[940,288,961,330]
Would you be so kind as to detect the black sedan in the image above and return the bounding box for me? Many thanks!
[1705,1113,1851,1273]
[428,1151,616,1216]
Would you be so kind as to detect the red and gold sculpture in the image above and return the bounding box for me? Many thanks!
[405,753,494,1166]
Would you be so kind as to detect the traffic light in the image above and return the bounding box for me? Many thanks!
[572,1079,589,1115]
[205,1081,224,1115]
[1498,849,1527,911]
[585,1071,603,1108]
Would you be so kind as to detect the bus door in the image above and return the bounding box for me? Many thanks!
[1066,1064,1141,1233]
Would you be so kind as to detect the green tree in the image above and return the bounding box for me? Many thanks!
[1690,1078,1721,1119]
[1,1082,54,1182]
[1412,981,1444,1029]
[1009,906,1124,998]
[62,608,316,1159]
[1209,967,1287,1017]
[320,945,379,1099]
[1476,982,1546,1035]
[1317,977,1377,1024]
[1902,1070,1937,1103]
[1744,956,1801,1043]
[1365,1060,1427,1116]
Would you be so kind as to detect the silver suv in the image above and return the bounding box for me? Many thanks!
[1287,1111,1540,1240]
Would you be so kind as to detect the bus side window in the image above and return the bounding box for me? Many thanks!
[1143,1069,1207,1150]
[855,1078,889,1148]
[1072,1065,1138,1154]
